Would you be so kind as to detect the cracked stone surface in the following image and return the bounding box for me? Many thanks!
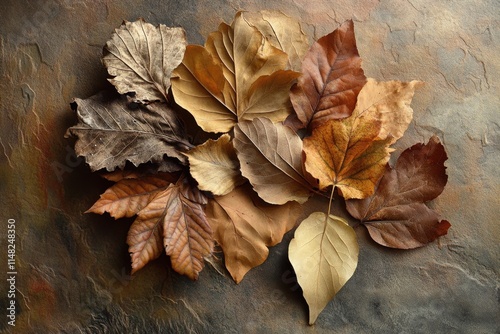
[1,0,499,332]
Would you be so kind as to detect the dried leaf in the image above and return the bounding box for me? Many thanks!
[65,91,190,172]
[289,212,359,324]
[233,117,313,205]
[303,112,393,199]
[103,19,187,103]
[185,134,245,196]
[171,12,300,133]
[285,20,366,131]
[206,184,300,283]
[346,136,451,249]
[127,177,213,279]
[242,10,310,71]
[353,78,422,144]
[87,173,177,218]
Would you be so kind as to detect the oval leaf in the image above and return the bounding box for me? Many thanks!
[233,117,313,204]
[103,19,187,103]
[289,212,359,324]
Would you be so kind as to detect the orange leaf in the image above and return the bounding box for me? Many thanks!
[346,136,451,248]
[206,183,301,283]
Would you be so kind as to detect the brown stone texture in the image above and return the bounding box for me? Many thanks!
[1,0,499,332]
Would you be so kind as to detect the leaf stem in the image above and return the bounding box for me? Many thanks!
[326,186,335,221]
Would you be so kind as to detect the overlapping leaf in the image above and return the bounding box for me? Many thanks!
[171,12,300,133]
[289,212,359,324]
[285,20,366,131]
[184,134,245,196]
[103,19,187,103]
[233,117,313,205]
[346,136,451,248]
[127,177,213,279]
[65,91,190,172]
[206,184,301,283]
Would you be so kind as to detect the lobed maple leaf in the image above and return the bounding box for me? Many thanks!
[206,183,301,283]
[346,136,451,249]
[285,20,367,131]
[65,91,191,172]
[103,19,187,103]
[171,12,301,133]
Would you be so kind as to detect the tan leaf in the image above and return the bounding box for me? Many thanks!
[242,10,310,71]
[353,78,423,144]
[127,177,213,279]
[65,91,190,172]
[86,173,177,218]
[285,20,366,131]
[303,113,393,199]
[206,184,301,283]
[289,212,359,324]
[233,117,313,205]
[185,134,245,196]
[171,12,299,133]
[346,136,451,249]
[102,19,187,103]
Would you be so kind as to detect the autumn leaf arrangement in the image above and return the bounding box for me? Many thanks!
[65,11,451,324]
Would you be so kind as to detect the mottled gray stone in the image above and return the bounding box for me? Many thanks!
[1,0,498,333]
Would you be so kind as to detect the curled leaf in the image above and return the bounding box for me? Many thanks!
[234,117,313,205]
[185,134,245,196]
[65,91,190,172]
[103,19,187,103]
[206,184,300,283]
[289,212,359,324]
[346,136,451,249]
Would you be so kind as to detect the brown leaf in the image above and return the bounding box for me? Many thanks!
[185,134,245,196]
[242,10,310,71]
[103,19,187,103]
[87,173,177,218]
[206,183,301,283]
[346,136,450,249]
[285,20,366,131]
[303,112,393,199]
[65,91,191,172]
[233,117,313,205]
[127,177,213,279]
[171,12,300,133]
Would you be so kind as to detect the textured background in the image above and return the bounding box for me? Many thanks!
[1,0,499,333]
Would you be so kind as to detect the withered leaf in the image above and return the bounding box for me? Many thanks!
[65,91,191,172]
[87,172,178,218]
[285,20,366,131]
[289,212,359,324]
[206,183,301,283]
[303,112,393,199]
[233,117,313,205]
[171,12,300,133]
[346,136,451,249]
[103,19,187,103]
[127,176,213,279]
[242,10,310,71]
[185,134,245,196]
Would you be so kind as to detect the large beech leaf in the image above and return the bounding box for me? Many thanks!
[185,134,245,196]
[285,20,366,131]
[127,177,213,279]
[171,12,300,133]
[103,19,187,103]
[303,112,393,199]
[65,91,191,172]
[87,173,178,218]
[346,136,451,249]
[242,10,310,71]
[206,183,300,283]
[233,117,313,205]
[289,212,359,324]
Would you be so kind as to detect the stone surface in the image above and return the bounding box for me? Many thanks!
[1,0,499,333]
